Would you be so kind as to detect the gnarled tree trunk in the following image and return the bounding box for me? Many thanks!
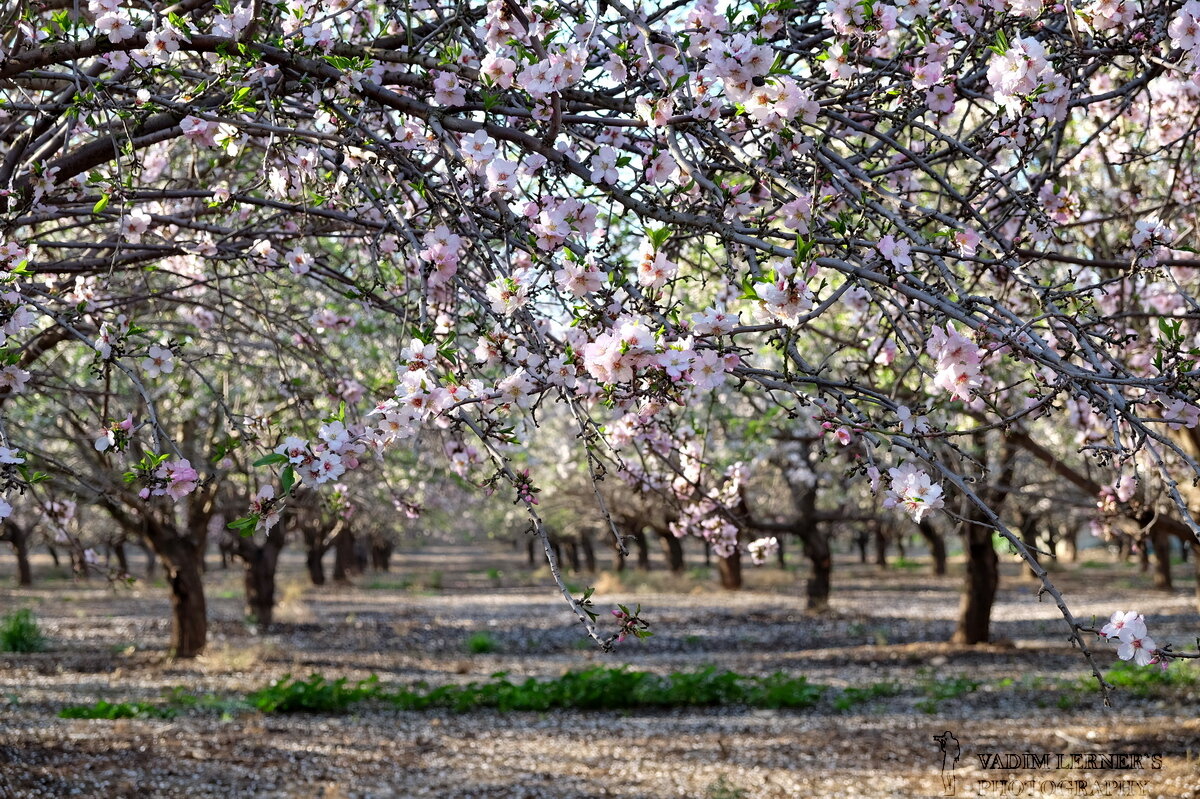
[952,522,999,645]
[370,536,394,572]
[717,550,742,590]
[166,553,207,657]
[917,519,947,576]
[950,435,1017,646]
[333,526,358,583]
[657,529,685,574]
[1019,514,1040,581]
[801,530,831,610]
[1192,542,1200,613]
[633,529,650,570]
[874,525,888,568]
[101,488,214,659]
[2,521,33,586]
[239,534,285,628]
[1150,522,1173,591]
[307,545,326,585]
[580,528,596,573]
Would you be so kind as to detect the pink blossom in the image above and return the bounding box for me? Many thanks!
[884,463,944,522]
[877,235,913,269]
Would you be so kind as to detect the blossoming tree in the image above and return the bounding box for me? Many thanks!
[3,0,1200,692]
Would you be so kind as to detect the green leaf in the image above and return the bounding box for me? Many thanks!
[281,465,296,495]
[227,514,260,537]
[253,453,289,467]
[93,194,110,214]
[324,401,346,423]
[646,227,672,250]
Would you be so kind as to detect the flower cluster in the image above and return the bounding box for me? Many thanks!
[94,415,135,453]
[274,419,365,487]
[926,322,984,403]
[988,36,1069,121]
[883,463,945,523]
[1098,611,1158,667]
[747,536,779,566]
[137,458,199,501]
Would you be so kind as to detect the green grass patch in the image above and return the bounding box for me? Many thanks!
[60,700,176,720]
[915,674,980,713]
[249,674,381,713]
[833,681,903,711]
[249,666,824,714]
[63,668,827,719]
[465,631,498,654]
[1096,660,1200,697]
[1,608,45,653]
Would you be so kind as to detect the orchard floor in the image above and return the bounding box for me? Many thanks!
[2,541,1200,799]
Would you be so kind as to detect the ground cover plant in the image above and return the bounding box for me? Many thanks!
[0,608,44,653]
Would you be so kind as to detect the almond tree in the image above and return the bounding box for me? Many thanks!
[3,0,1200,687]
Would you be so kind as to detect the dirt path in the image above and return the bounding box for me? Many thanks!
[1,545,1198,798]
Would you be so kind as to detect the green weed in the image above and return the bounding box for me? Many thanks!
[64,667,827,718]
[248,674,380,713]
[916,674,979,713]
[834,681,903,711]
[465,631,498,654]
[706,776,747,799]
[1097,660,1200,698]
[0,608,45,653]
[60,700,175,720]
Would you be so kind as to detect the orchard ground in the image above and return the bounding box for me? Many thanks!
[1,540,1199,799]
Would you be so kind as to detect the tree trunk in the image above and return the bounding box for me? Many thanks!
[717,550,742,590]
[333,527,356,583]
[96,498,209,658]
[70,547,89,579]
[243,545,281,627]
[6,523,33,586]
[166,555,207,658]
[634,529,650,571]
[370,539,393,572]
[1151,523,1172,591]
[306,545,326,586]
[801,530,832,610]
[113,540,129,575]
[917,519,947,576]
[856,531,869,564]
[1019,515,1040,580]
[1192,542,1200,613]
[952,525,999,645]
[657,530,685,574]
[874,526,888,568]
[144,542,157,578]
[951,434,1016,646]
[580,530,596,573]
[564,540,580,572]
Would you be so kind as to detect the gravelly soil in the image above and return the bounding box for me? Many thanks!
[1,543,1199,798]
